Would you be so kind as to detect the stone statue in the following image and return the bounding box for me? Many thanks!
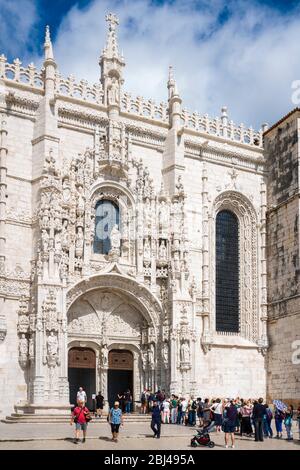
[44,148,56,174]
[101,344,108,367]
[158,200,169,236]
[29,337,34,358]
[108,77,119,105]
[148,343,155,368]
[61,220,69,250]
[162,342,168,364]
[143,238,151,261]
[143,197,152,230]
[75,227,84,258]
[62,178,71,204]
[47,331,58,357]
[76,186,85,216]
[180,341,190,363]
[41,229,49,252]
[19,333,28,357]
[110,224,121,252]
[158,240,167,260]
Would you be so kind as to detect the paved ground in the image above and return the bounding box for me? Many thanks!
[0,421,299,450]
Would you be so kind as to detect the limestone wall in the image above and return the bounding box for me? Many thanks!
[264,112,300,405]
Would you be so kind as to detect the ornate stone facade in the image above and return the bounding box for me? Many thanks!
[0,13,297,417]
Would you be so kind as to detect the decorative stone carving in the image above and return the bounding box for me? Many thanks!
[46,331,59,366]
[17,297,30,333]
[42,289,58,332]
[0,315,7,342]
[75,227,84,258]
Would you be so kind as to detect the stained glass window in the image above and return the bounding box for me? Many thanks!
[93,200,120,254]
[216,210,239,333]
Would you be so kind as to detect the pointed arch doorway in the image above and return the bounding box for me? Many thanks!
[108,349,133,409]
[68,347,96,410]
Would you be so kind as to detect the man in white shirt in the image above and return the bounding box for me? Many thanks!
[181,398,188,424]
[77,387,87,404]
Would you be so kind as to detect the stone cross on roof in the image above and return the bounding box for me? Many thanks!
[106,12,119,31]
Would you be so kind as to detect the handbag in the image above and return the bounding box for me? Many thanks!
[85,410,92,422]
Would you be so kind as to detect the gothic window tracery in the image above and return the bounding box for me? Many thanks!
[215,210,240,333]
[93,199,120,255]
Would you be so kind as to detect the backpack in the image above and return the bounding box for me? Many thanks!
[192,401,197,410]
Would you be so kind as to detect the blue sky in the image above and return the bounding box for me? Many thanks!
[1,0,300,129]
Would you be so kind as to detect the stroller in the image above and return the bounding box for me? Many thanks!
[190,420,215,448]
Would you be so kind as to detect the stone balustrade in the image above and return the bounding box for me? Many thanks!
[0,55,44,89]
[0,55,263,148]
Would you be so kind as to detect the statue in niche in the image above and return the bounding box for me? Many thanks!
[143,197,152,230]
[108,77,119,105]
[158,200,169,236]
[41,207,50,229]
[158,240,167,261]
[62,178,71,205]
[61,220,69,251]
[47,331,58,357]
[180,341,190,363]
[101,344,108,367]
[110,224,121,253]
[75,227,84,258]
[44,148,56,174]
[143,238,151,261]
[29,337,34,358]
[41,229,49,252]
[19,334,28,358]
[76,186,85,216]
[148,343,155,368]
[162,342,168,364]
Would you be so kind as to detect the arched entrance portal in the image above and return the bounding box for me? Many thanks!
[68,347,96,409]
[108,350,133,409]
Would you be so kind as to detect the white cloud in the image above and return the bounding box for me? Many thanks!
[0,0,39,60]
[4,0,300,129]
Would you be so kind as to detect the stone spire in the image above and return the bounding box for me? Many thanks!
[44,25,54,62]
[100,13,125,111]
[167,66,182,129]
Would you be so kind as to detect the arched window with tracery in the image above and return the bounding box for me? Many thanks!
[93,200,120,254]
[215,210,240,333]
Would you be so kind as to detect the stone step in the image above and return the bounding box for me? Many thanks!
[2,413,151,424]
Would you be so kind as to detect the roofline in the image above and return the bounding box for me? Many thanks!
[264,107,300,136]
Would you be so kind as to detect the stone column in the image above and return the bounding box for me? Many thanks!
[0,115,8,266]
[259,181,268,351]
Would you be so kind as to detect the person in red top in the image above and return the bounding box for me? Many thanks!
[70,399,90,444]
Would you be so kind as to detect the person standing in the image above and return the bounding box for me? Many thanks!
[274,406,284,439]
[263,403,273,438]
[95,391,104,418]
[108,401,124,442]
[151,401,162,438]
[203,398,211,423]
[297,404,300,440]
[124,389,132,413]
[240,400,253,436]
[161,398,170,424]
[284,405,294,441]
[170,395,178,424]
[70,399,90,444]
[223,400,238,449]
[196,397,204,427]
[181,397,188,425]
[210,398,223,432]
[140,389,147,414]
[252,398,266,442]
[176,398,183,424]
[76,386,87,405]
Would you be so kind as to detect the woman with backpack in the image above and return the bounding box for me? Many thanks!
[263,403,273,438]
[274,406,284,439]
[70,399,91,444]
[284,405,294,441]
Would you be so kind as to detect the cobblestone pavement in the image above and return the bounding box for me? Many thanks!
[0,422,299,450]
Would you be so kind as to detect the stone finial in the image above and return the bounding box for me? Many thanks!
[102,12,121,59]
[44,25,54,61]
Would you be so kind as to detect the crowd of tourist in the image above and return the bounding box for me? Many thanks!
[70,386,300,446]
